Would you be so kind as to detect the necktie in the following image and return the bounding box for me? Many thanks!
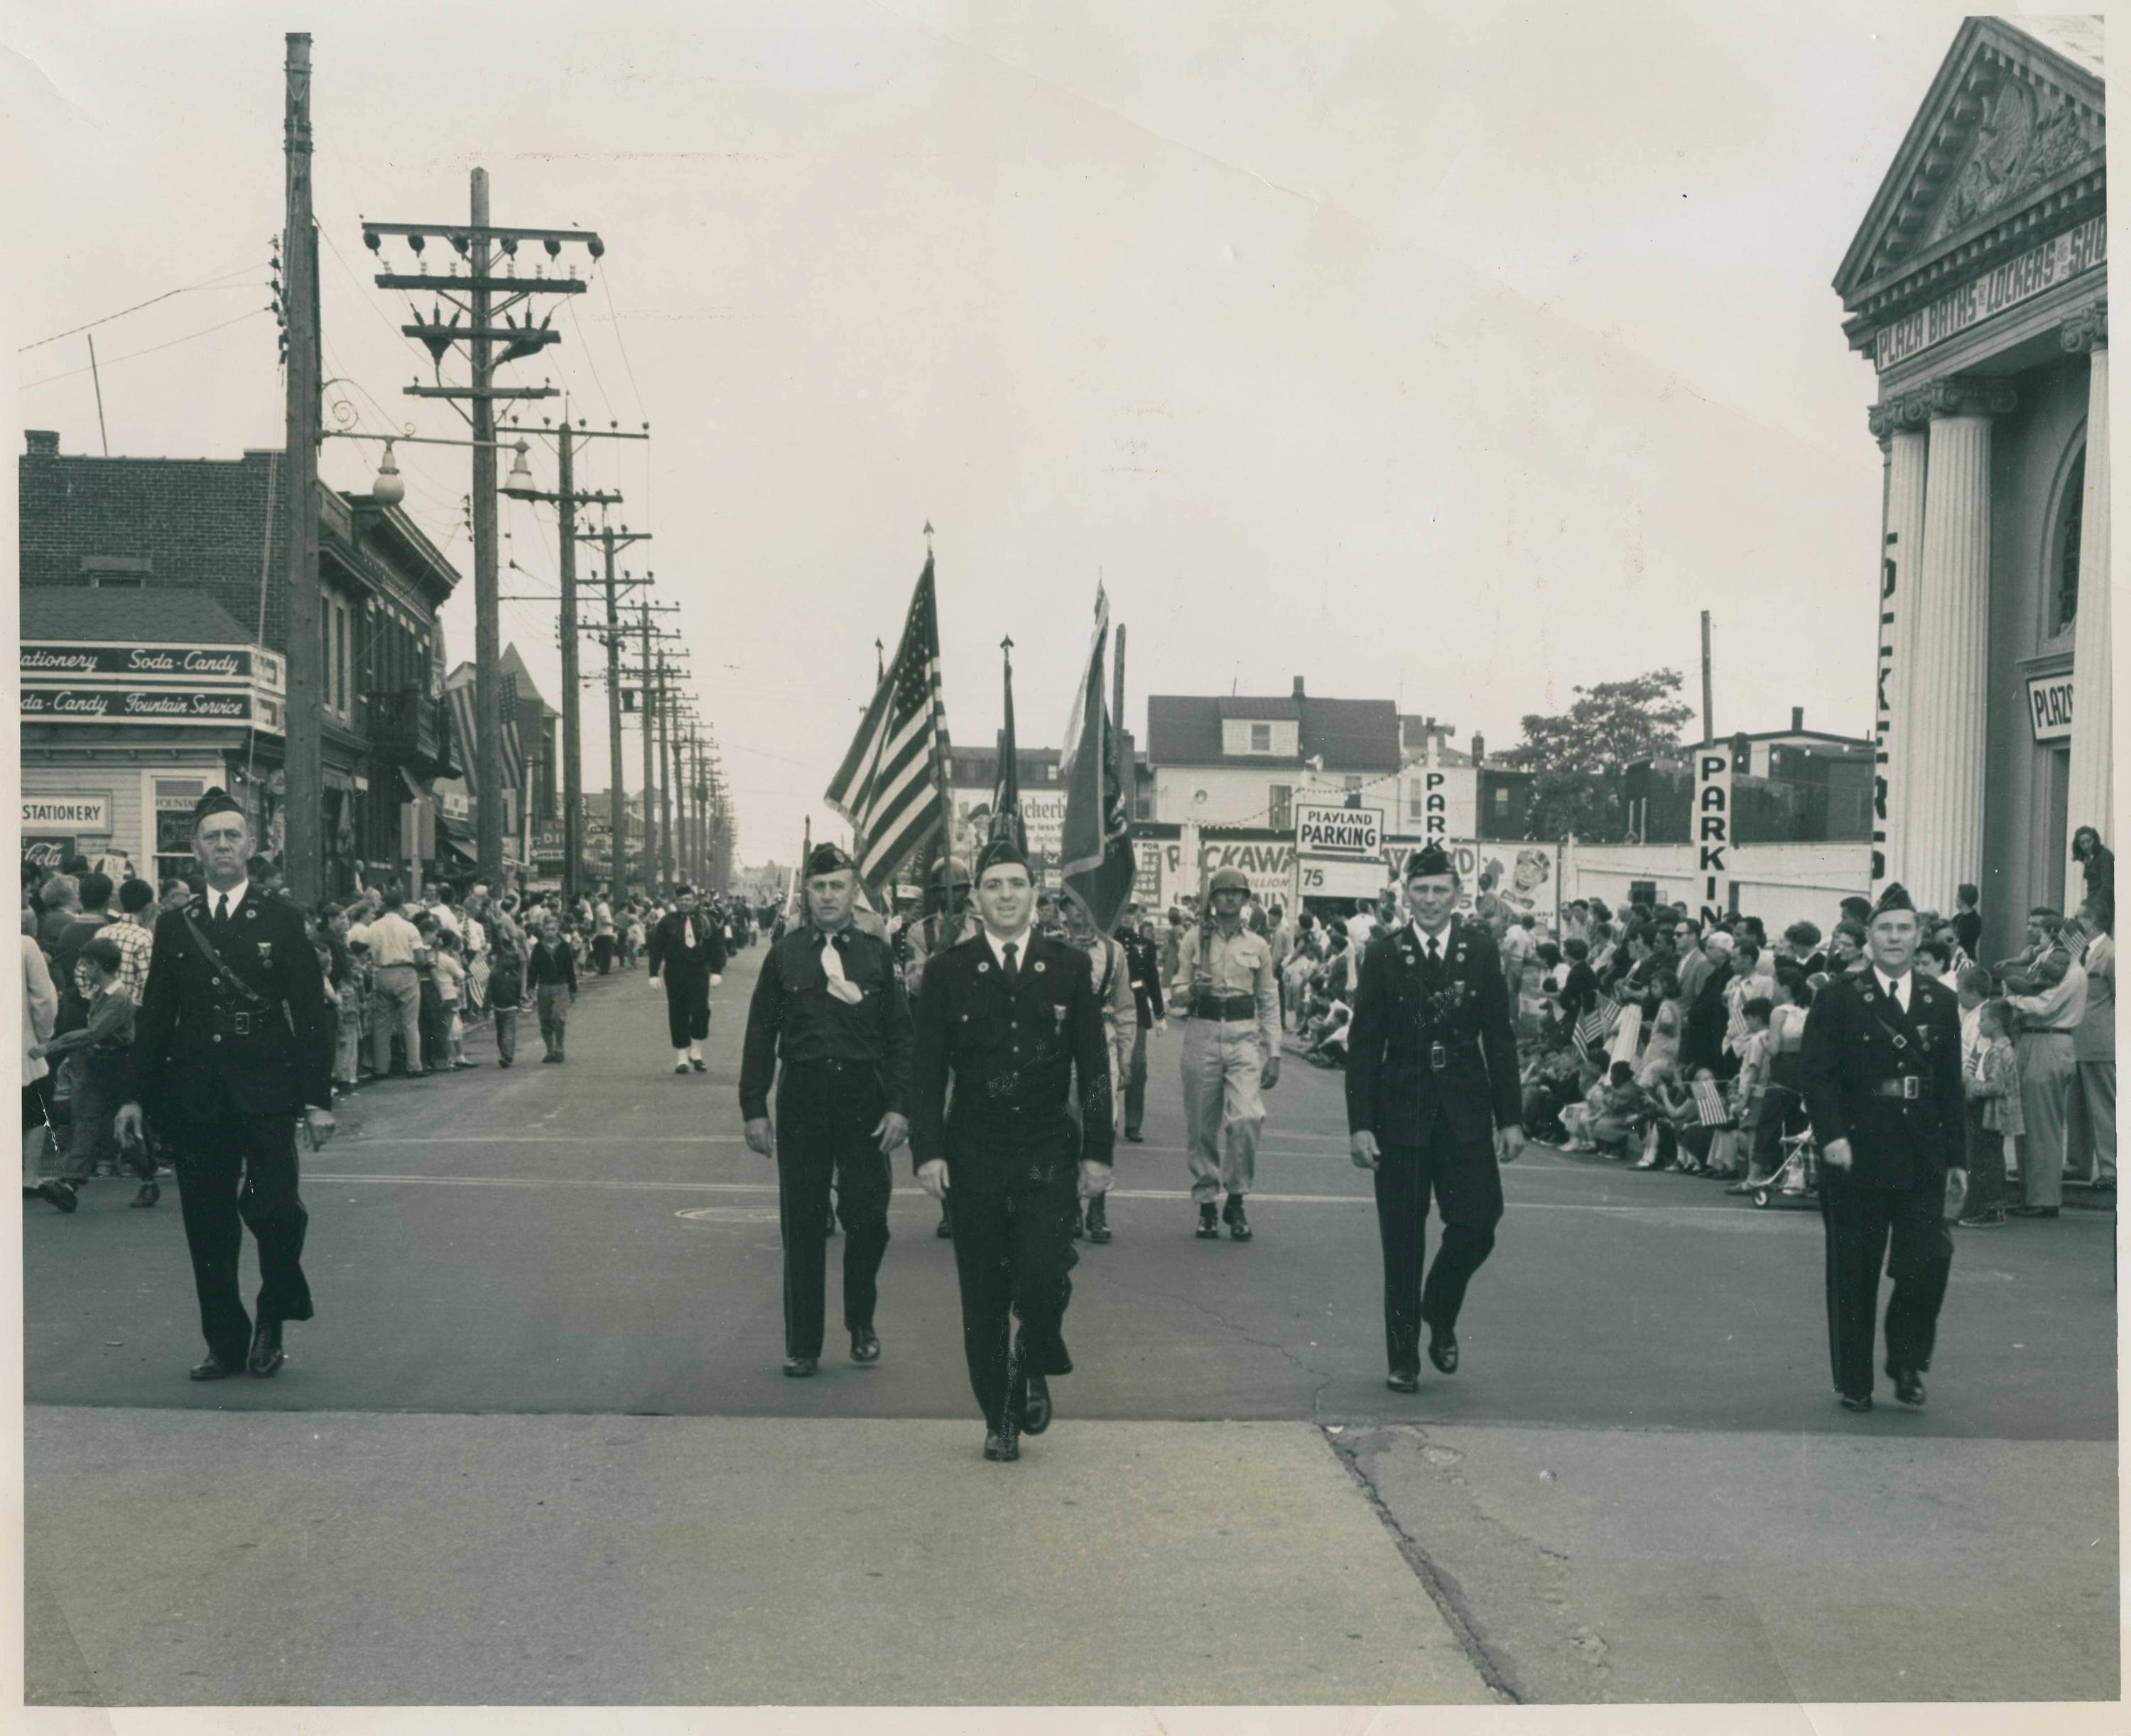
[1003,940,1020,990]
[1426,936,1441,966]
[215,894,231,925]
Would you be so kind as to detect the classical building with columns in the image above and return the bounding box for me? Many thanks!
[1834,15,2107,948]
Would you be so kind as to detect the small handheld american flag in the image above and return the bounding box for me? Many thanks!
[1690,1078,1731,1126]
[1571,994,1623,1058]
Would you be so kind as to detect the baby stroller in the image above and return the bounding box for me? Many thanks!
[1749,1125,1819,1209]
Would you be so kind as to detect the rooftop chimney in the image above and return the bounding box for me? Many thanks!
[1293,676,1306,700]
[1791,705,1804,732]
[1471,731,1486,764]
[24,430,58,456]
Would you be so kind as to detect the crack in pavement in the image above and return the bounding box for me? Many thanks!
[1326,1423,1639,1704]
[1132,1282,1336,1424]
[1318,1424,1525,1705]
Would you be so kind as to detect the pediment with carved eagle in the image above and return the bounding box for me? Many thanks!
[1835,17,2103,333]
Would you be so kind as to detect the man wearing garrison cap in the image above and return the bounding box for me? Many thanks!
[1344,841,1524,1392]
[739,841,913,1377]
[908,832,1113,1461]
[114,790,335,1382]
[1799,881,1967,1414]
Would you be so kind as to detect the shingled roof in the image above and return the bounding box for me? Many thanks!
[1146,693,1400,771]
[18,585,259,646]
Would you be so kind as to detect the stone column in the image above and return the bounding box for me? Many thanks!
[1904,378,2014,913]
[1867,403,1930,892]
[2063,308,2110,903]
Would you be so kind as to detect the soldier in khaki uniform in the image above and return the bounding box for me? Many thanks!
[1178,866,1281,1241]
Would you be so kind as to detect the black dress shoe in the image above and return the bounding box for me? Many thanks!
[1386,1368,1421,1393]
[1084,1195,1112,1244]
[1195,1203,1221,1239]
[1224,1194,1252,1242]
[1021,1372,1052,1436]
[1838,1391,1874,1414]
[674,1062,690,1075]
[850,1330,881,1365]
[983,1431,1020,1463]
[37,1179,77,1214]
[1426,1323,1459,1375]
[1890,1367,1926,1408]
[247,1319,285,1378]
[189,1353,243,1382]
[936,1213,954,1240]
[782,1355,818,1378]
[130,1181,160,1208]
[1123,1130,1144,1143]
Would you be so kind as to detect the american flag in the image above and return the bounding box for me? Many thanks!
[445,670,524,793]
[824,555,952,892]
[1690,1078,1732,1126]
[1571,994,1623,1058]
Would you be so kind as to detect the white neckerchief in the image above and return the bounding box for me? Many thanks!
[207,878,250,922]
[1875,967,1912,1012]
[679,911,698,949]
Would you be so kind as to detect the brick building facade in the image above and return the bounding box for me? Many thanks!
[19,430,462,896]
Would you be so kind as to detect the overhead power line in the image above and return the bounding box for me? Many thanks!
[17,266,268,352]
[21,308,271,390]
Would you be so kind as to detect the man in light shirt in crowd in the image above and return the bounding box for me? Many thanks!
[362,889,428,1080]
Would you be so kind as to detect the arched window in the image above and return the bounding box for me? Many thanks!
[2051,443,2085,636]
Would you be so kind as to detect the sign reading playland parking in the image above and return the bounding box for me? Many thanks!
[1294,801,1382,857]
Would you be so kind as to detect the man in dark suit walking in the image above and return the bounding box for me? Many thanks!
[649,884,727,1075]
[1800,881,1966,1413]
[114,791,335,1381]
[1345,844,1524,1391]
[739,842,913,1377]
[909,836,1113,1461]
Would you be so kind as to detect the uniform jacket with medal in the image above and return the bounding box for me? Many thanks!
[1345,915,1522,1146]
[126,888,332,1122]
[737,922,912,1121]
[1799,969,1963,1188]
[909,930,1114,1190]
[648,908,728,982]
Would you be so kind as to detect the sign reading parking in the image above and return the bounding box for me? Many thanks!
[1294,801,1382,858]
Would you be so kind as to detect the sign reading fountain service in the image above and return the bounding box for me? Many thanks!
[20,638,287,730]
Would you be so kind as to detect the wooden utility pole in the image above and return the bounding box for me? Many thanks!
[640,600,659,894]
[594,528,649,904]
[1700,609,1715,743]
[554,423,581,901]
[281,32,323,901]
[656,653,676,887]
[366,191,594,885]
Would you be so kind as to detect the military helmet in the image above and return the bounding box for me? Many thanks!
[936,854,972,889]
[1207,867,1250,896]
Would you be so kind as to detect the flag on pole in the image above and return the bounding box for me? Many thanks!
[989,639,1026,855]
[824,554,953,895]
[1059,585,1135,932]
[785,815,812,928]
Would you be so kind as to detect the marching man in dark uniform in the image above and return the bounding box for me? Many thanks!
[113,790,334,1381]
[648,884,727,1075]
[910,835,1113,1462]
[1345,844,1524,1391]
[1800,881,1965,1413]
[739,843,913,1377]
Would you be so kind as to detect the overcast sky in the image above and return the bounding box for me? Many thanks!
[9,2,1987,865]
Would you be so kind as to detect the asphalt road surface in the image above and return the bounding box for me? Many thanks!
[25,941,2120,1708]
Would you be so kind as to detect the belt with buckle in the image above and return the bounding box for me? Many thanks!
[1191,994,1257,1021]
[1872,1075,1921,1100]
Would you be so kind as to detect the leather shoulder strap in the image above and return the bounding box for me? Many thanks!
[180,910,270,1008]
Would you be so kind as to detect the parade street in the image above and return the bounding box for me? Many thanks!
[25,947,2118,1708]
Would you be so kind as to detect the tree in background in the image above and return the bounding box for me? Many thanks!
[1497,670,1696,842]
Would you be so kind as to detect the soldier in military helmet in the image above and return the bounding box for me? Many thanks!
[113,790,335,1382]
[1345,842,1524,1391]
[739,842,913,1377]
[1178,864,1281,1242]
[1800,881,1965,1414]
